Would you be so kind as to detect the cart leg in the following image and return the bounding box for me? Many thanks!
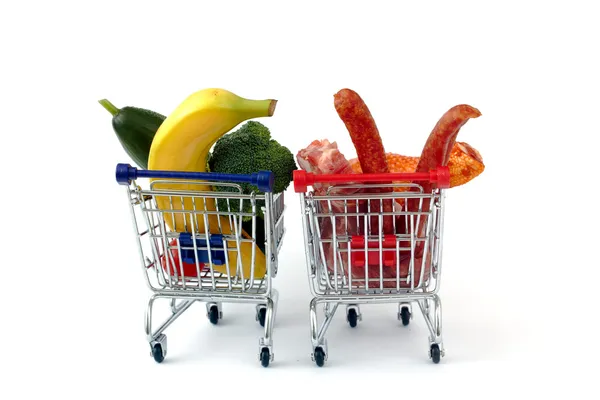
[259,290,278,348]
[146,296,166,363]
[145,295,195,363]
[271,288,279,328]
[310,298,320,348]
[146,296,195,340]
[324,302,332,317]
[258,290,278,367]
[149,334,167,363]
[418,295,444,363]
[311,299,337,347]
[429,295,443,345]
[170,298,190,314]
[310,298,336,366]
[145,295,156,342]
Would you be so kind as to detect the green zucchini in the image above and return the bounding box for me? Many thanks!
[99,99,165,169]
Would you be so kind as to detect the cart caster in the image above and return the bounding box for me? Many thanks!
[313,346,326,367]
[430,343,441,364]
[260,347,271,367]
[346,305,361,328]
[150,334,167,363]
[152,343,164,363]
[207,303,222,325]
[256,305,267,327]
[399,304,411,326]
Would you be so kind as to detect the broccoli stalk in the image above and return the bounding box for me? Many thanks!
[208,121,297,252]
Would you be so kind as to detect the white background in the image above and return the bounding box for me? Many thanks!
[1,0,598,398]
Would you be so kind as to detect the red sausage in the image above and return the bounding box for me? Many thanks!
[415,104,482,173]
[333,89,389,174]
[405,104,482,255]
[334,88,394,235]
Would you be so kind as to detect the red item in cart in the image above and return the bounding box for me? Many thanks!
[332,89,388,175]
[333,88,394,236]
[296,139,356,189]
[349,235,396,268]
[158,239,209,278]
[404,104,481,258]
[295,139,450,288]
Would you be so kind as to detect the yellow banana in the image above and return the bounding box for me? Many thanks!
[148,88,277,234]
[219,224,267,279]
[148,88,276,279]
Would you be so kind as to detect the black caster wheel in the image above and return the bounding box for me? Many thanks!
[313,347,326,367]
[260,348,270,367]
[208,305,220,325]
[430,344,441,364]
[400,307,411,326]
[258,307,267,327]
[347,308,358,328]
[152,343,164,363]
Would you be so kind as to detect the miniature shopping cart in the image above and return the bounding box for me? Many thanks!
[293,167,450,367]
[115,163,285,367]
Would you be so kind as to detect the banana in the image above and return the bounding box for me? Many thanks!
[148,88,277,234]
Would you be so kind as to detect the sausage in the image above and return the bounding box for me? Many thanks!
[415,105,482,172]
[333,88,394,235]
[406,104,482,255]
[333,89,389,174]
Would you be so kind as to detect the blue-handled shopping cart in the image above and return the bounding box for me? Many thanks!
[115,163,286,367]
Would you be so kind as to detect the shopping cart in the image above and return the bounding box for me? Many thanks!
[293,167,450,367]
[115,163,286,367]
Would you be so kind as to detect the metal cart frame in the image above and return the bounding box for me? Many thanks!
[115,163,286,367]
[293,167,450,366]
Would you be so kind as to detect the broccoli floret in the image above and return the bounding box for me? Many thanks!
[208,121,297,220]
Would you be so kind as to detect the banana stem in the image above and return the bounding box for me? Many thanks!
[98,99,119,116]
[268,99,277,116]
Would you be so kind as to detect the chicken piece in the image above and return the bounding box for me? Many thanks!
[349,141,484,188]
[447,142,484,187]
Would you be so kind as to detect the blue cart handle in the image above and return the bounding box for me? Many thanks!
[116,163,274,193]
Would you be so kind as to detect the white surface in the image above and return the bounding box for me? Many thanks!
[1,0,598,398]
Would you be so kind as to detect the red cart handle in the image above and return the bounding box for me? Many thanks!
[293,166,450,193]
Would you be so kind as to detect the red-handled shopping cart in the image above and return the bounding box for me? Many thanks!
[293,167,450,366]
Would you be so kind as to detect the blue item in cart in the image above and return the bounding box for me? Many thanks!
[178,233,226,265]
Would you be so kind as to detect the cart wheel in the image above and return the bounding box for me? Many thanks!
[400,307,411,326]
[258,307,267,327]
[313,346,326,367]
[152,343,164,363]
[430,344,441,364]
[208,305,220,325]
[260,347,270,368]
[347,308,358,328]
